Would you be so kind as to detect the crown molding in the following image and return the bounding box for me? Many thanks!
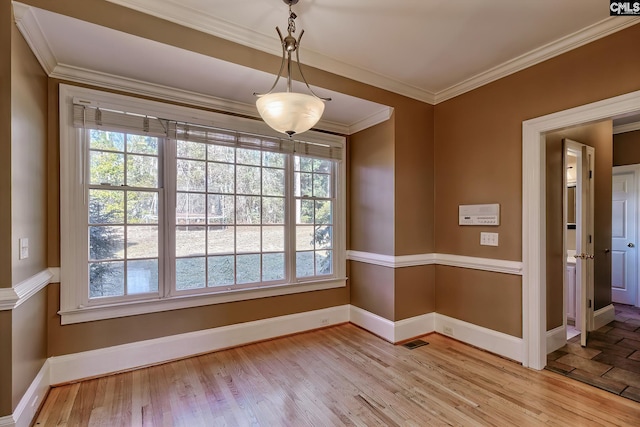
[12,1,57,73]
[51,64,359,135]
[17,1,640,108]
[435,16,640,104]
[613,121,640,135]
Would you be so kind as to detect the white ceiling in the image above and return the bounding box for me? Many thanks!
[12,1,640,134]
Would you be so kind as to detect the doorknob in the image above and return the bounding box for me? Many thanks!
[629,243,635,248]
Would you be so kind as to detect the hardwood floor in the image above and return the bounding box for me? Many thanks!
[547,303,640,403]
[35,324,640,426]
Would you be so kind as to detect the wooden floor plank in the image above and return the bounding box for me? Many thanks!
[34,324,640,426]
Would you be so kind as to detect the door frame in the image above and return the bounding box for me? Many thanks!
[522,88,640,370]
[612,164,640,307]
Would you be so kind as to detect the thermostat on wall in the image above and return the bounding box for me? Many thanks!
[459,204,500,226]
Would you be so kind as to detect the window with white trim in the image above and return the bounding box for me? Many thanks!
[59,85,346,324]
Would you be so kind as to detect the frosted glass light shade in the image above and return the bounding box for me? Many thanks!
[256,92,325,136]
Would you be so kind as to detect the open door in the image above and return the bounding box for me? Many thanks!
[565,140,595,347]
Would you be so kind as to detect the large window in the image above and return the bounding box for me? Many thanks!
[60,85,345,324]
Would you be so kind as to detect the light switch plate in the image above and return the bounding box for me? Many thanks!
[480,232,499,246]
[19,237,29,259]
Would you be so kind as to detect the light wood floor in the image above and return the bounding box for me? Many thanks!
[35,324,640,426]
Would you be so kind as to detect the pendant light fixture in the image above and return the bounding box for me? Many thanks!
[254,0,330,137]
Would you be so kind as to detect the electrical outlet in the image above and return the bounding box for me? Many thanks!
[320,318,329,326]
[443,326,453,336]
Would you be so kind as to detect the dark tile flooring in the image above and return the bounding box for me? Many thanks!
[546,304,640,403]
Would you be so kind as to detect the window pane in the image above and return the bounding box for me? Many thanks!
[294,172,312,197]
[127,259,158,294]
[295,157,313,172]
[237,226,260,253]
[315,200,332,224]
[176,225,205,257]
[127,226,158,259]
[313,174,330,198]
[177,159,206,192]
[176,257,205,290]
[89,226,124,260]
[89,190,124,224]
[90,130,124,152]
[177,140,206,160]
[208,145,234,163]
[263,226,284,252]
[236,148,261,165]
[263,253,285,281]
[297,200,314,224]
[236,254,260,284]
[262,197,284,224]
[176,193,206,225]
[208,226,234,254]
[312,159,332,173]
[236,196,261,224]
[89,261,124,298]
[208,255,234,287]
[208,195,234,224]
[127,134,158,155]
[296,226,314,251]
[263,152,284,168]
[315,226,332,249]
[296,251,314,278]
[236,165,261,195]
[127,191,158,224]
[263,168,284,196]
[127,155,158,188]
[316,250,333,275]
[208,163,235,193]
[90,151,124,186]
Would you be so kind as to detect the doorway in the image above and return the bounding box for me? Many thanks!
[522,89,640,370]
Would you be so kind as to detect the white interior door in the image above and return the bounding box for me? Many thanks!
[565,139,595,347]
[612,168,637,306]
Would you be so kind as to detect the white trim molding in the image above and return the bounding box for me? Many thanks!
[49,305,350,385]
[613,121,640,135]
[0,269,55,311]
[12,362,50,427]
[349,305,435,343]
[546,325,567,354]
[594,304,616,331]
[522,89,640,370]
[347,251,523,275]
[435,314,524,363]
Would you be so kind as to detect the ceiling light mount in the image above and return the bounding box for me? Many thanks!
[254,0,330,137]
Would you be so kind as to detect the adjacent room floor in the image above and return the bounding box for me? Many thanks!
[546,304,640,403]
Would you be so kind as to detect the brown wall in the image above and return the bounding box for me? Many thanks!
[8,14,49,414]
[546,122,613,330]
[434,23,640,336]
[394,265,435,320]
[613,130,640,166]
[349,262,395,320]
[0,0,12,290]
[349,119,395,255]
[435,266,522,337]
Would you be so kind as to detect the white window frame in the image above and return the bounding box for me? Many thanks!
[59,84,346,325]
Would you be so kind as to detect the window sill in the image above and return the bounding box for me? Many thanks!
[59,278,347,325]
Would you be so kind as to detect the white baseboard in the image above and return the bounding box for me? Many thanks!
[0,361,50,427]
[435,314,524,363]
[594,304,615,330]
[49,305,350,385]
[546,325,567,354]
[349,306,435,343]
